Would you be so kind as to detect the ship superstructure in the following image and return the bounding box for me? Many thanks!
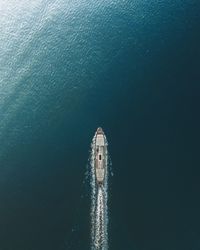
[94,127,107,185]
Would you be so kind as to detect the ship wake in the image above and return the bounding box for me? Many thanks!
[90,136,108,250]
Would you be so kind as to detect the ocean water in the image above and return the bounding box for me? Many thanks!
[0,0,200,250]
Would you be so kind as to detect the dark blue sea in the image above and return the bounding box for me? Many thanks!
[0,0,199,249]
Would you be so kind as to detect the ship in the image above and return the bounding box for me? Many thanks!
[94,127,107,185]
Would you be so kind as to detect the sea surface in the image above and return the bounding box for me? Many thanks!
[0,0,199,249]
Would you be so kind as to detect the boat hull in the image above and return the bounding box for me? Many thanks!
[94,127,107,184]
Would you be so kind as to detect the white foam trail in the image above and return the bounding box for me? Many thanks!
[90,135,109,250]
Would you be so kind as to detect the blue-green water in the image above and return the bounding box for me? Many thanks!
[0,0,199,249]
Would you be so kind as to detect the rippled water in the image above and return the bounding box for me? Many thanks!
[0,0,199,250]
